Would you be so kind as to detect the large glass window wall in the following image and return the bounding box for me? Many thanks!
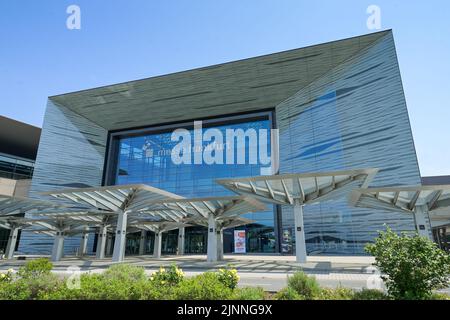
[108,113,277,253]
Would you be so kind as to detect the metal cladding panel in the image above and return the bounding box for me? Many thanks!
[18,100,107,254]
[276,32,421,254]
[49,32,389,131]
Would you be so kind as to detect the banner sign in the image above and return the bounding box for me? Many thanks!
[234,230,246,253]
[281,228,293,254]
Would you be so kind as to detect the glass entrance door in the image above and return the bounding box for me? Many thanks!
[185,227,207,254]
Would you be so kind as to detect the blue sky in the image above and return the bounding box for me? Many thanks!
[0,1,449,176]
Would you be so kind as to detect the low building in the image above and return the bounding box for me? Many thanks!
[0,116,40,253]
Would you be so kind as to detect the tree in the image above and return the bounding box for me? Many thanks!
[365,227,450,299]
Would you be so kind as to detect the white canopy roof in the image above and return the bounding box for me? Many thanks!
[350,185,450,213]
[41,184,182,213]
[134,195,266,221]
[0,216,35,230]
[216,169,378,205]
[183,216,255,230]
[127,219,192,234]
[0,195,66,216]
[36,186,264,232]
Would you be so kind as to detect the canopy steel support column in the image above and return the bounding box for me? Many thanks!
[153,232,162,258]
[96,225,107,259]
[177,227,185,255]
[294,199,307,263]
[139,230,146,255]
[51,231,65,262]
[217,228,224,261]
[79,229,89,257]
[106,234,113,256]
[112,211,127,262]
[207,214,218,262]
[5,227,19,260]
[414,204,433,240]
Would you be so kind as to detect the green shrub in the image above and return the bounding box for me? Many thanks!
[140,281,175,300]
[103,264,146,282]
[429,292,450,300]
[18,258,53,278]
[316,287,354,300]
[0,260,61,300]
[44,264,153,300]
[44,272,152,300]
[365,227,450,300]
[217,266,239,290]
[233,287,265,300]
[150,265,184,286]
[174,272,233,300]
[352,289,389,300]
[0,279,31,300]
[287,271,320,299]
[2,273,64,300]
[274,287,303,300]
[8,263,178,300]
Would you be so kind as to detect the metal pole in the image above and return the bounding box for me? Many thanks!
[51,231,65,262]
[139,230,146,255]
[413,204,433,240]
[177,227,185,255]
[153,232,162,258]
[294,199,307,263]
[5,227,19,260]
[96,225,107,259]
[207,214,218,262]
[79,229,89,256]
[112,210,127,262]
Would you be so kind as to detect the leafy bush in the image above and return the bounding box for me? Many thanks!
[274,287,303,300]
[1,273,63,300]
[352,289,389,300]
[316,287,354,300]
[0,269,14,283]
[150,265,184,286]
[0,279,31,300]
[429,292,450,300]
[103,264,146,282]
[217,266,239,290]
[287,271,320,299]
[18,258,53,278]
[6,259,447,301]
[21,273,63,299]
[0,259,61,300]
[365,227,450,300]
[174,272,233,300]
[233,287,265,300]
[45,272,156,300]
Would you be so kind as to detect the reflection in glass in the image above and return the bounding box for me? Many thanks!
[113,117,276,253]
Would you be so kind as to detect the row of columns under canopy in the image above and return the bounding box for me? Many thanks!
[3,169,449,264]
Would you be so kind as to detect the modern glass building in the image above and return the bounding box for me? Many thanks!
[18,30,424,256]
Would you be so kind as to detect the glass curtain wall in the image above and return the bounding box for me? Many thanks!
[110,114,276,253]
[0,154,34,180]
